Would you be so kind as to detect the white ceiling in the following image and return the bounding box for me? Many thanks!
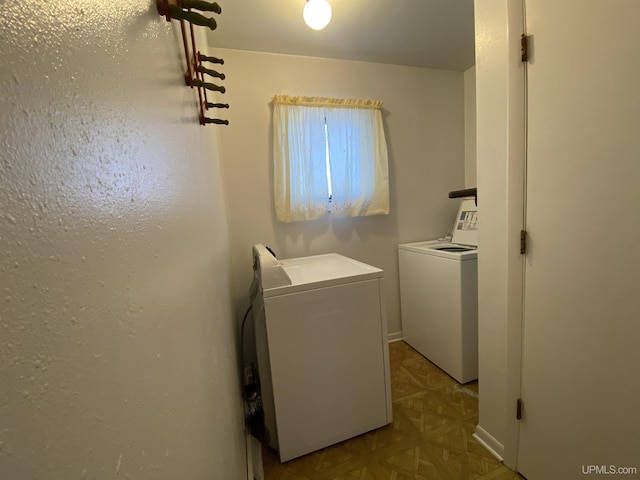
[206,0,475,71]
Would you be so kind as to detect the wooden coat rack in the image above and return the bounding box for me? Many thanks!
[157,0,229,126]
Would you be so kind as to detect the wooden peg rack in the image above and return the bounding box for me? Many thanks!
[157,0,229,126]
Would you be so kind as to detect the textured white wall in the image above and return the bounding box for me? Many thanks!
[0,1,246,478]
[213,48,466,337]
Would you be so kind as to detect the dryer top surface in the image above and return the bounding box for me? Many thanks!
[253,244,383,297]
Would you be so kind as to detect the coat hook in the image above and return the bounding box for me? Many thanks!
[206,102,229,109]
[198,53,224,65]
[158,0,229,126]
[201,117,229,125]
[157,0,217,30]
[196,65,225,80]
[181,0,222,14]
[192,79,225,93]
[168,5,217,30]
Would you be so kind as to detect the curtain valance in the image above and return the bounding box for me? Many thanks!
[272,95,383,110]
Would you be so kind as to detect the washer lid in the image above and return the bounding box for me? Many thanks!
[398,240,477,260]
[451,198,478,247]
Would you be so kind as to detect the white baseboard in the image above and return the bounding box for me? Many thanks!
[388,331,403,342]
[473,425,504,461]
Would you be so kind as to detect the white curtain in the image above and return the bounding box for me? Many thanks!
[273,97,329,222]
[272,96,389,222]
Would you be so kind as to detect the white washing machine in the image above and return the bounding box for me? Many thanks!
[398,198,478,383]
[251,244,392,462]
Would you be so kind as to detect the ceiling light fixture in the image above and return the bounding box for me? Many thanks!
[303,0,332,31]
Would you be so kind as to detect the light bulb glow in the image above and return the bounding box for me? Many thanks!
[303,0,332,30]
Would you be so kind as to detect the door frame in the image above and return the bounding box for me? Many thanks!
[473,0,527,470]
[502,0,526,470]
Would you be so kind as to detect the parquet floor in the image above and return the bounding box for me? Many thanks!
[262,340,525,480]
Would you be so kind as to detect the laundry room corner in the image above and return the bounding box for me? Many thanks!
[212,48,468,342]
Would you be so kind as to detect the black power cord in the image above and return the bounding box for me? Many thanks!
[240,304,263,429]
[240,304,253,370]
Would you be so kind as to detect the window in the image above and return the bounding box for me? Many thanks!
[272,96,390,222]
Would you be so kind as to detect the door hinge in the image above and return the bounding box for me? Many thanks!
[520,230,527,255]
[516,398,523,420]
[521,34,529,62]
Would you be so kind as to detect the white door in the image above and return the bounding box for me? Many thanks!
[518,1,640,479]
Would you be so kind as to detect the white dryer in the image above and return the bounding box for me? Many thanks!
[398,198,478,383]
[251,244,392,462]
